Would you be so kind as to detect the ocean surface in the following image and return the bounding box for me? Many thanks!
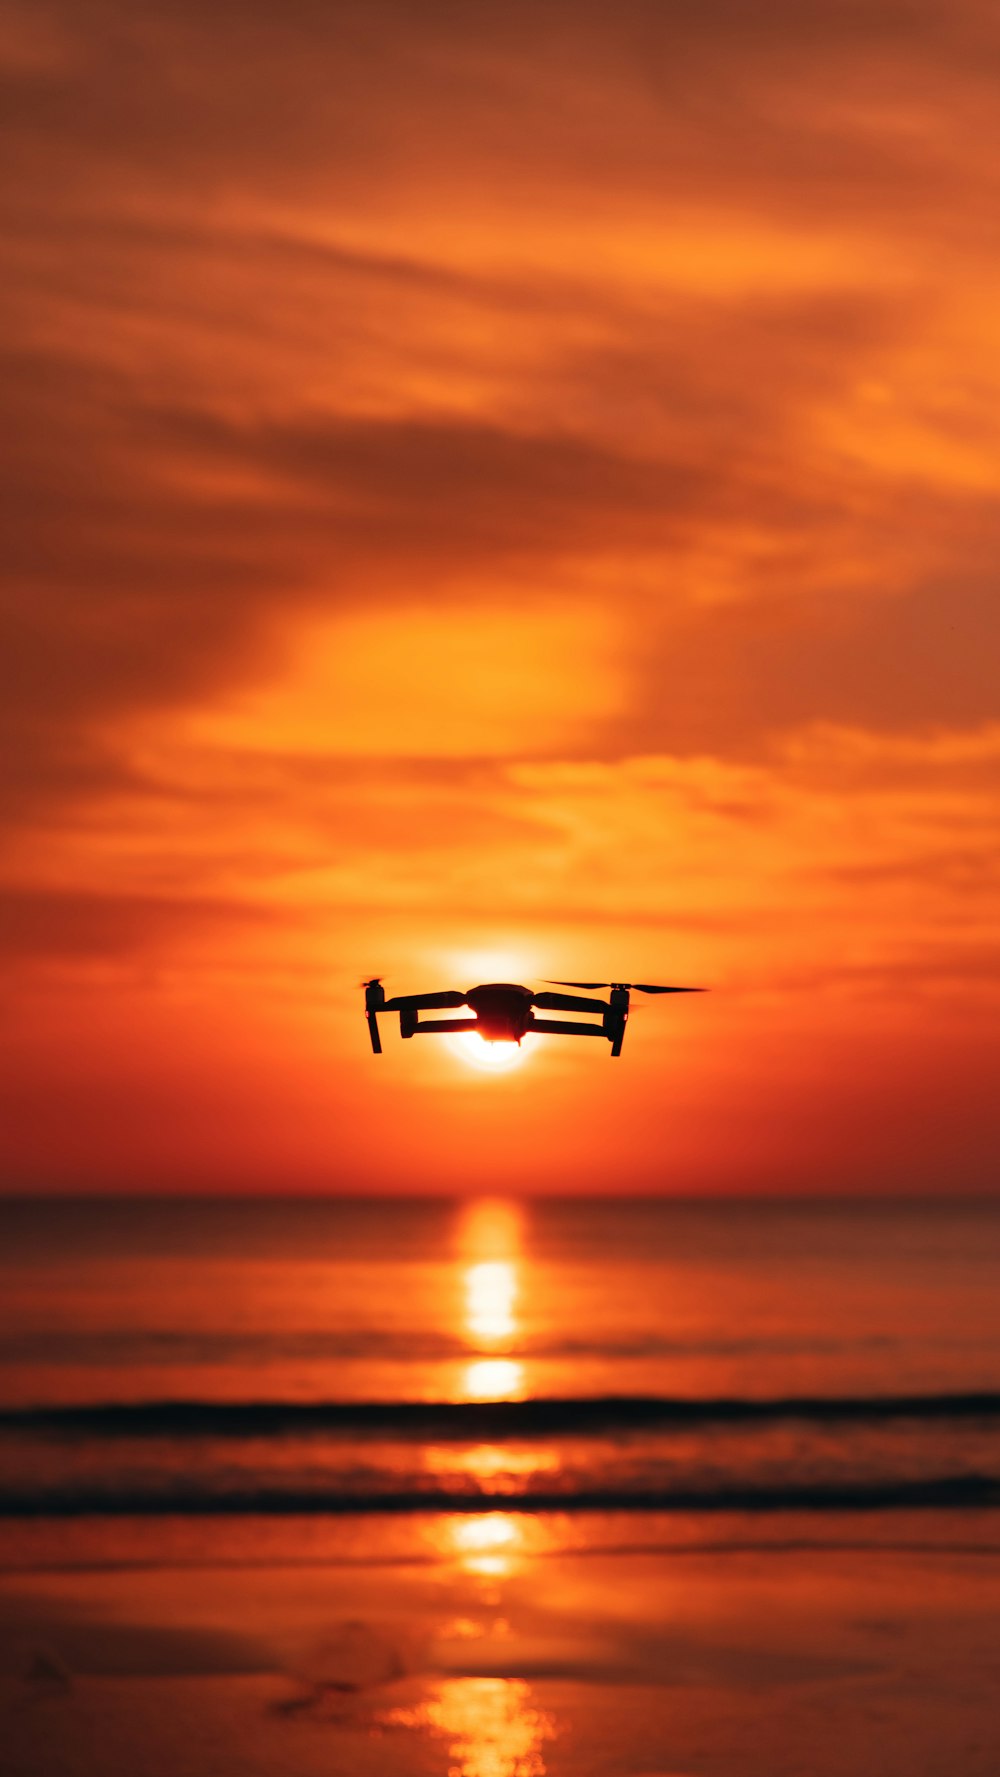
[1,1194,998,1567]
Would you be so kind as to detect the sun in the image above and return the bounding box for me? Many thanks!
[449,1032,530,1072]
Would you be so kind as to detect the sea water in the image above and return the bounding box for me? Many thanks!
[1,1195,998,1567]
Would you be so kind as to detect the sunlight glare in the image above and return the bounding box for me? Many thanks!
[450,1032,529,1071]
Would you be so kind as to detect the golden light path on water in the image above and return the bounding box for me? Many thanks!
[466,1260,518,1341]
[458,1199,525,1404]
[451,1202,536,1579]
[451,1512,521,1576]
[383,1198,558,1774]
[464,1357,525,1399]
[424,1446,559,1484]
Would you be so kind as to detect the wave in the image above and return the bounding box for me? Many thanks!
[3,1392,1000,1439]
[0,1475,996,1517]
[0,1329,902,1363]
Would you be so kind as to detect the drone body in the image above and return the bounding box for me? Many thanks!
[363,978,702,1058]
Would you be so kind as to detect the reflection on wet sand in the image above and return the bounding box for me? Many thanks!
[385,1676,555,1777]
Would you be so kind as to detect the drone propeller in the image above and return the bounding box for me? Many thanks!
[545,980,704,994]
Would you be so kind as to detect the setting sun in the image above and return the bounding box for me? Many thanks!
[449,1032,530,1072]
[6,5,1000,1776]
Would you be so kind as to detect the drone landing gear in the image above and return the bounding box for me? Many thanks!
[364,979,386,1053]
[606,986,630,1057]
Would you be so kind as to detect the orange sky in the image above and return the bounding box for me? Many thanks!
[2,0,999,1194]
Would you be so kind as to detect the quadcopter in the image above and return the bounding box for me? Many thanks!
[363,978,703,1058]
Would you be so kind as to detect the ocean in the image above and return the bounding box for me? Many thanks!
[1,1194,998,1570]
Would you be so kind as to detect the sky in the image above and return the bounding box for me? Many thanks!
[2,0,999,1194]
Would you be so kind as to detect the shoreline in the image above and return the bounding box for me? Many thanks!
[3,1535,1000,1775]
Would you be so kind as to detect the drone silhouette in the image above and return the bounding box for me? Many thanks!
[363,978,703,1058]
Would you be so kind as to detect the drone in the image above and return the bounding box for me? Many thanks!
[363,978,703,1058]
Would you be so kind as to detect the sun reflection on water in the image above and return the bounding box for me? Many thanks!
[457,1199,524,1262]
[457,1200,524,1403]
[427,1510,558,1575]
[466,1260,518,1342]
[423,1445,559,1486]
[463,1357,524,1400]
[453,1511,520,1567]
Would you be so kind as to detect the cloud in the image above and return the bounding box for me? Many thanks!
[4,0,1000,1186]
[175,601,627,758]
[6,0,1000,819]
[9,722,998,1005]
[0,886,277,965]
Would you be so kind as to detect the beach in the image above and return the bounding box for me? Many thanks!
[2,1194,999,1774]
[4,1533,1000,1776]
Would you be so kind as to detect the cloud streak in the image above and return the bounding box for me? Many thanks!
[3,0,1000,1188]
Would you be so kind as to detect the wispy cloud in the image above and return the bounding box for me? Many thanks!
[3,0,999,1187]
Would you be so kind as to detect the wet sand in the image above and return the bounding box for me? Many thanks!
[2,1535,1000,1776]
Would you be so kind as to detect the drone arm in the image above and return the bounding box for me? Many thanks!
[532,990,608,1015]
[529,1018,607,1038]
[383,990,468,1011]
[409,1017,479,1034]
